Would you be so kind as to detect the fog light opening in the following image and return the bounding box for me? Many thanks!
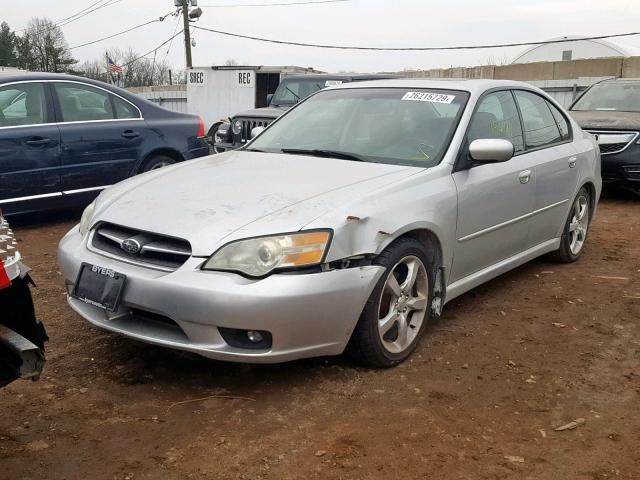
[218,327,272,350]
[247,330,263,343]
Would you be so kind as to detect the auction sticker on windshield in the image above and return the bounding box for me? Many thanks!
[402,92,455,104]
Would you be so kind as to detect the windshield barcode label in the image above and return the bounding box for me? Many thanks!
[402,92,455,104]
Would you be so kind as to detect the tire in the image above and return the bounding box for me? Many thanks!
[139,155,176,173]
[208,123,226,154]
[348,237,433,368]
[550,186,591,263]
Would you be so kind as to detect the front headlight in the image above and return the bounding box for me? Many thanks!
[78,201,96,236]
[202,231,332,277]
[231,119,243,135]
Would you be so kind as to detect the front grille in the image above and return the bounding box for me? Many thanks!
[235,118,272,143]
[587,130,639,155]
[600,142,629,154]
[90,223,191,271]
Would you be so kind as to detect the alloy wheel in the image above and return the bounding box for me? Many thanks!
[149,161,171,170]
[568,194,589,255]
[377,255,429,354]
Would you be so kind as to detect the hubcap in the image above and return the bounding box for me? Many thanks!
[377,256,429,354]
[568,194,589,255]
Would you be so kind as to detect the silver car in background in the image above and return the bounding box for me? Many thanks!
[58,79,601,367]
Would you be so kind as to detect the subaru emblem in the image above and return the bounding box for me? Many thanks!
[121,238,141,255]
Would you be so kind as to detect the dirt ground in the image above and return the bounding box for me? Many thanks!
[1,191,639,480]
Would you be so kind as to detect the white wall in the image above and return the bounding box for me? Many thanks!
[187,68,257,131]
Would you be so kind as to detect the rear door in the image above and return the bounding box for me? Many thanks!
[512,90,578,247]
[53,81,145,195]
[451,90,537,282]
[0,81,61,214]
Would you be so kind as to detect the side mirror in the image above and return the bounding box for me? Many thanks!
[266,94,274,105]
[469,139,514,163]
[250,126,265,139]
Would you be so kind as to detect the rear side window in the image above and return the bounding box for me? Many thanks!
[112,95,139,119]
[547,102,571,141]
[0,83,47,127]
[514,90,562,149]
[468,90,524,152]
[55,82,114,122]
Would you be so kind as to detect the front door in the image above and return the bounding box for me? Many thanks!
[451,90,536,282]
[0,81,61,214]
[53,81,144,195]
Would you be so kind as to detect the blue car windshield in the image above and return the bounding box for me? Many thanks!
[251,87,469,167]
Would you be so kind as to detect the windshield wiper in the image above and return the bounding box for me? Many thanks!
[284,86,301,102]
[280,148,367,162]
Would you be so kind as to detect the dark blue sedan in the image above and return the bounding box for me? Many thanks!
[0,72,210,215]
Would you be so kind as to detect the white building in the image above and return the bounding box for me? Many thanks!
[511,36,637,64]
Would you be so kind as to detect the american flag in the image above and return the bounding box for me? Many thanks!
[108,57,123,74]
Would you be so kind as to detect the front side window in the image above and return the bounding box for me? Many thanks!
[250,88,469,166]
[0,83,47,127]
[514,90,562,149]
[54,82,114,122]
[468,90,524,152]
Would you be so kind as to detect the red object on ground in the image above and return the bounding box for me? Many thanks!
[0,263,11,290]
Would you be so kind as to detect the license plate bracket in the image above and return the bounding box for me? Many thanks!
[72,263,126,312]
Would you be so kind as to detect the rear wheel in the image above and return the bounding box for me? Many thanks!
[348,237,432,368]
[139,155,176,173]
[550,187,591,262]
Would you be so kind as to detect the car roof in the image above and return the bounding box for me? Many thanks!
[0,71,122,89]
[600,77,640,84]
[330,78,536,93]
[282,73,401,81]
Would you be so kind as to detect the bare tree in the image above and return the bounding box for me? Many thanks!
[76,48,174,87]
[16,17,75,72]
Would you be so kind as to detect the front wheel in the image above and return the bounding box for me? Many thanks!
[550,187,591,262]
[348,237,433,368]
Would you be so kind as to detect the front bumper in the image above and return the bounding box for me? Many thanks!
[600,143,640,190]
[58,227,384,363]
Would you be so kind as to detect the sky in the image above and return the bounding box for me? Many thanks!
[3,0,640,73]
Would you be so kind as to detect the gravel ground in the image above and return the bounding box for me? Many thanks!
[1,190,639,480]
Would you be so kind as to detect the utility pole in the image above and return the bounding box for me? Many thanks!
[181,0,193,68]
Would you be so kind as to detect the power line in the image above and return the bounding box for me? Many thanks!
[69,12,174,50]
[200,0,350,7]
[163,13,183,63]
[16,0,124,34]
[121,30,184,68]
[191,26,640,51]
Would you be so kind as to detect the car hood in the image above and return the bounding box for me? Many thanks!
[92,151,419,256]
[233,105,289,119]
[569,110,640,130]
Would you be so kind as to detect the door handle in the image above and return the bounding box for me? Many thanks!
[25,137,51,146]
[121,130,140,139]
[568,156,577,168]
[518,170,532,184]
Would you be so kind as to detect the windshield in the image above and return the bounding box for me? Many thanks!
[270,78,344,106]
[571,82,640,112]
[251,87,468,167]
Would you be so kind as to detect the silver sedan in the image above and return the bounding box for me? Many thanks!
[58,79,601,367]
